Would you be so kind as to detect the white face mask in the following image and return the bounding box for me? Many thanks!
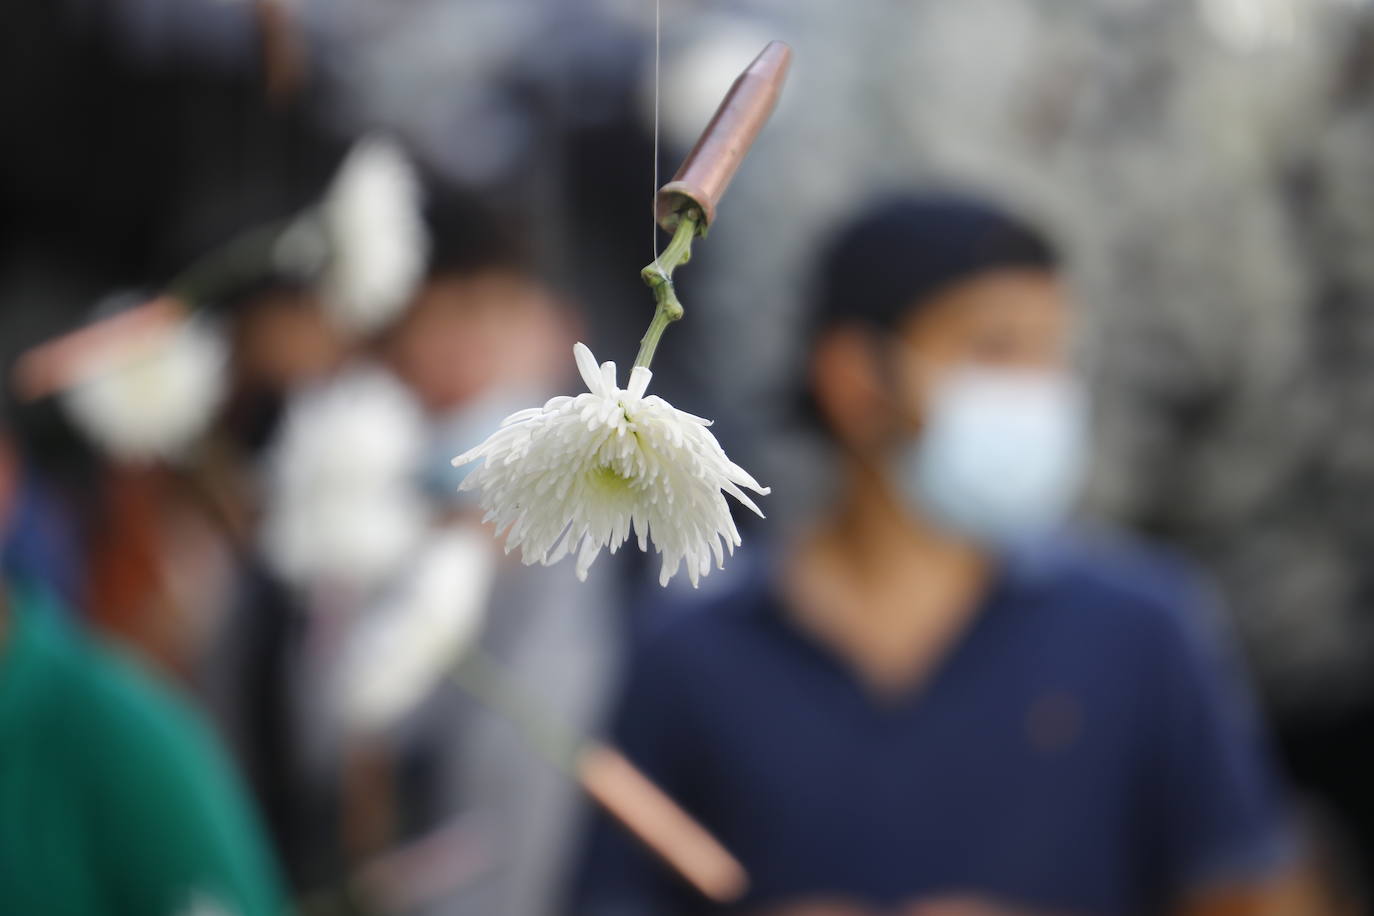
[426,385,546,506]
[894,367,1089,545]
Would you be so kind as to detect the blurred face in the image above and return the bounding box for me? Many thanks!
[234,289,348,390]
[384,269,571,414]
[812,267,1086,541]
[813,268,1071,452]
[890,268,1070,431]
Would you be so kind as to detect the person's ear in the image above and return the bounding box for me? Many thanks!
[810,327,892,452]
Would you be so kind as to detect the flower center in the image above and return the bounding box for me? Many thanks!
[587,464,636,498]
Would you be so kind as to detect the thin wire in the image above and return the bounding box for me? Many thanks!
[651,0,662,264]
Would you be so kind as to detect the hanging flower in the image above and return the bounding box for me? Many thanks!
[60,311,228,463]
[262,364,430,594]
[453,343,768,587]
[277,135,429,335]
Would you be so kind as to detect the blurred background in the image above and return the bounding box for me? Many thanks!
[4,0,1374,913]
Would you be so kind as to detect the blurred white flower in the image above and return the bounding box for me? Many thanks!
[453,343,768,587]
[337,525,494,732]
[61,315,227,463]
[1199,0,1302,50]
[178,891,234,916]
[263,364,430,594]
[654,18,777,150]
[277,135,428,335]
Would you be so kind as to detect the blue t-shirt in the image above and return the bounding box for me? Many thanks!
[571,536,1291,916]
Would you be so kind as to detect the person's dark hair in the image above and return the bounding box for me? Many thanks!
[424,189,533,280]
[797,191,1059,435]
[809,191,1059,341]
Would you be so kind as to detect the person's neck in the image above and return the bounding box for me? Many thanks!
[784,458,992,696]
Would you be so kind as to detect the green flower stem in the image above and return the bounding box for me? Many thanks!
[448,648,581,773]
[293,651,583,914]
[164,216,298,308]
[634,210,701,370]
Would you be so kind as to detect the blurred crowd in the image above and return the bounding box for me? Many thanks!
[3,1,1374,915]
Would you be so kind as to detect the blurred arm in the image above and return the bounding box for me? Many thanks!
[1179,871,1319,916]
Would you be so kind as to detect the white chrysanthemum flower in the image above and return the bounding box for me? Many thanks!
[277,135,428,334]
[453,343,769,587]
[61,316,227,463]
[262,364,430,593]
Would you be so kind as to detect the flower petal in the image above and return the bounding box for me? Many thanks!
[576,535,603,581]
[626,366,653,401]
[573,342,604,395]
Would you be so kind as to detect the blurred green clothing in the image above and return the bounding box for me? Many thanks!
[0,584,284,916]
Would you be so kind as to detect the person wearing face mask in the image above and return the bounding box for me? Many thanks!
[330,194,623,916]
[570,193,1296,916]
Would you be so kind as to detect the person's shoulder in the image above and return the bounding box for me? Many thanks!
[1026,527,1201,596]
[39,615,222,777]
[6,588,234,817]
[1013,527,1222,649]
[16,598,284,914]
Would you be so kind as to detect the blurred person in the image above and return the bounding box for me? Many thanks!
[58,280,366,892]
[203,270,420,890]
[224,281,350,456]
[0,283,345,899]
[193,281,351,891]
[0,0,349,877]
[386,197,572,420]
[276,193,622,916]
[571,193,1294,916]
[0,414,284,914]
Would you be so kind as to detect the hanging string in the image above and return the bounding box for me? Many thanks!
[651,0,662,265]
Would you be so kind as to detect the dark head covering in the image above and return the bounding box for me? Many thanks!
[424,188,533,280]
[811,191,1058,337]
